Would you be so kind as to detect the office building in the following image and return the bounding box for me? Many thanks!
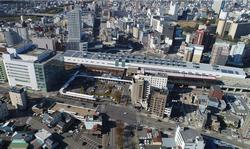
[17,27,29,41]
[212,0,225,14]
[175,126,205,149]
[3,29,22,46]
[228,22,250,40]
[182,43,204,63]
[9,87,27,110]
[150,89,168,118]
[131,77,145,106]
[0,99,8,120]
[210,41,230,65]
[230,42,245,64]
[168,1,178,19]
[68,8,81,42]
[3,43,64,91]
[31,37,57,50]
[216,20,226,37]
[67,8,82,50]
[0,58,7,83]
[193,29,206,45]
[185,33,193,44]
[192,45,204,63]
[183,46,194,62]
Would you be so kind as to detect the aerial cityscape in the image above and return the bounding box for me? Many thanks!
[0,0,250,149]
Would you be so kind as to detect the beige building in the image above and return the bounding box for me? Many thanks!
[192,45,204,63]
[9,87,27,110]
[0,99,8,120]
[216,20,226,36]
[150,89,168,118]
[131,77,145,106]
[184,47,194,62]
[210,41,230,65]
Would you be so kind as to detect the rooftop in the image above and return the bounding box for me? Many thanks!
[180,128,203,143]
[35,129,52,142]
[64,50,246,78]
[9,87,25,93]
[23,48,47,56]
[49,102,96,118]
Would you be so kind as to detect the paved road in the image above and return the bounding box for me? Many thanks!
[20,89,250,149]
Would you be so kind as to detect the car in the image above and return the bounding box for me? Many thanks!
[124,112,127,115]
[157,119,162,122]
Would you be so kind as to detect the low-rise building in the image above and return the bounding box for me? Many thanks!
[9,87,27,110]
[209,86,224,100]
[174,126,205,149]
[0,99,8,120]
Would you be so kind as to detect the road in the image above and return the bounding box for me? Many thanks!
[15,87,249,149]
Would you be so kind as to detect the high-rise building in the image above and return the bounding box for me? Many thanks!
[0,99,8,120]
[9,87,27,110]
[150,89,168,118]
[183,47,194,62]
[131,77,144,106]
[193,29,206,45]
[3,43,65,91]
[3,29,22,46]
[212,0,225,14]
[168,1,178,19]
[228,22,250,40]
[230,42,245,64]
[185,33,193,43]
[0,58,7,83]
[17,27,29,41]
[67,8,82,50]
[216,20,227,37]
[210,41,230,65]
[192,45,204,63]
[67,8,81,42]
[0,47,7,83]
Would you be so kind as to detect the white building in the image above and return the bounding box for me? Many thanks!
[35,129,52,144]
[9,87,27,110]
[175,126,205,149]
[3,43,64,91]
[135,74,168,89]
[64,50,246,79]
[0,99,9,120]
[3,43,39,90]
[230,42,245,64]
[168,1,178,18]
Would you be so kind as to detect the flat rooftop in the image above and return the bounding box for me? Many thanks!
[64,50,246,78]
[49,102,96,117]
[24,48,46,56]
